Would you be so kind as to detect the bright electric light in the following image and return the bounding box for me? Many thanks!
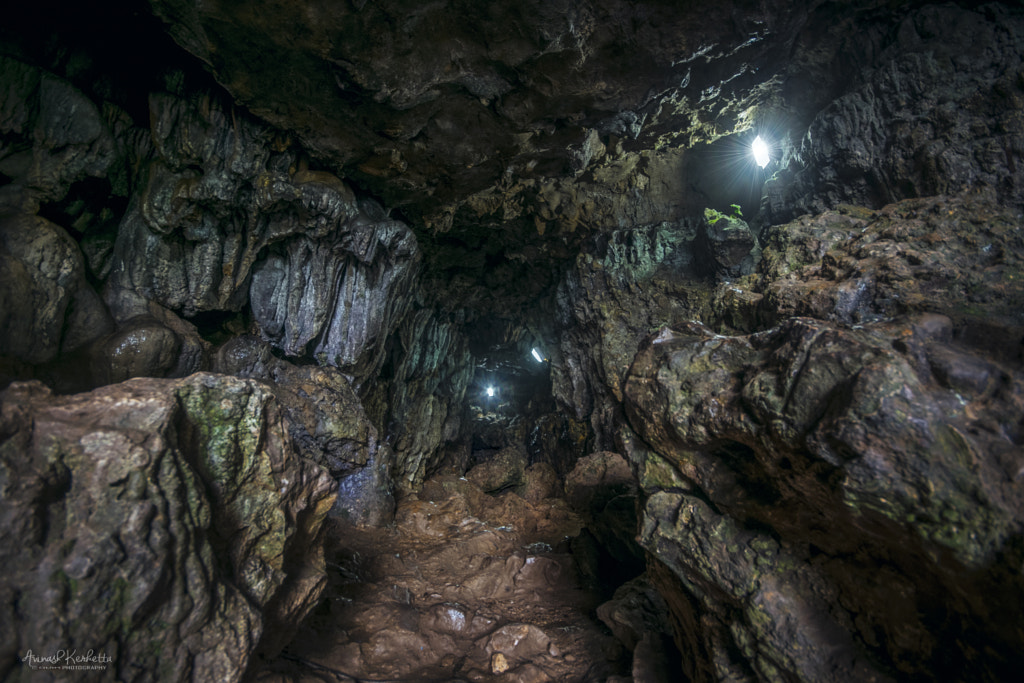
[486,386,495,397]
[752,135,770,168]
[531,348,543,362]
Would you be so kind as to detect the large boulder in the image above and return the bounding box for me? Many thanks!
[213,334,395,526]
[0,213,112,366]
[0,373,337,682]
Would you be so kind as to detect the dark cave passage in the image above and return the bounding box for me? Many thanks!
[2,1,1024,682]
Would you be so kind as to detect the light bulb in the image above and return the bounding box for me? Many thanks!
[752,135,770,168]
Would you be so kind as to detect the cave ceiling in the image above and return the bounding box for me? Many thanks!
[145,0,909,313]
[1,0,998,318]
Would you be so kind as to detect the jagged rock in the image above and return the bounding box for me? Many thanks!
[466,446,528,494]
[597,575,673,653]
[213,334,395,526]
[551,219,703,446]
[0,373,336,682]
[0,213,112,365]
[361,307,472,488]
[0,56,116,214]
[624,314,1024,678]
[756,195,1024,349]
[106,90,420,380]
[564,451,635,515]
[697,208,761,279]
[248,206,421,379]
[565,451,644,581]
[146,0,813,230]
[517,462,561,503]
[763,3,1024,223]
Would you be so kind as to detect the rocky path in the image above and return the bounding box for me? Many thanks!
[256,471,641,682]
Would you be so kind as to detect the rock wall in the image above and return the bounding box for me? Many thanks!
[0,373,336,682]
[555,193,1024,681]
[0,46,475,674]
[380,308,474,488]
[763,3,1024,225]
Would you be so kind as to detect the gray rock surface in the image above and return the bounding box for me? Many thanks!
[763,3,1024,223]
[364,307,473,489]
[616,195,1024,682]
[0,55,116,214]
[0,213,111,365]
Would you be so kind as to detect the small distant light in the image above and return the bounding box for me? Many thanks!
[486,386,495,397]
[531,348,544,362]
[752,135,770,168]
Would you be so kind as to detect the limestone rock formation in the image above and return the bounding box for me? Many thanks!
[363,306,473,489]
[213,334,396,526]
[616,194,1024,682]
[0,55,117,215]
[0,373,337,682]
[105,89,422,380]
[2,1,1024,680]
[763,3,1024,225]
[0,213,112,365]
[697,208,761,280]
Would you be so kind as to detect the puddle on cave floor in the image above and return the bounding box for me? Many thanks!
[255,472,634,683]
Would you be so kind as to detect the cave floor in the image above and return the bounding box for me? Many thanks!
[255,473,627,682]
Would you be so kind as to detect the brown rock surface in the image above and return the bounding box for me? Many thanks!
[619,195,1024,681]
[255,472,635,682]
[0,373,336,682]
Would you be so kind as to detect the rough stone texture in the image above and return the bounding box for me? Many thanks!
[517,462,561,504]
[0,55,117,214]
[552,218,707,448]
[96,285,211,383]
[145,0,812,230]
[2,3,1024,680]
[363,306,473,489]
[103,88,421,380]
[213,334,395,526]
[565,451,644,583]
[466,446,529,494]
[0,373,337,682]
[763,3,1024,224]
[0,212,112,365]
[597,574,674,654]
[697,208,761,280]
[257,472,623,682]
[617,195,1024,682]
[248,202,421,380]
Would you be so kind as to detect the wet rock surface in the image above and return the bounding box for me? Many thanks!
[255,472,650,683]
[0,373,337,682]
[2,2,1024,681]
[212,334,397,527]
[609,194,1024,682]
[763,3,1024,224]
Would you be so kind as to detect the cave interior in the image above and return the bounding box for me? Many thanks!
[2,0,1024,681]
